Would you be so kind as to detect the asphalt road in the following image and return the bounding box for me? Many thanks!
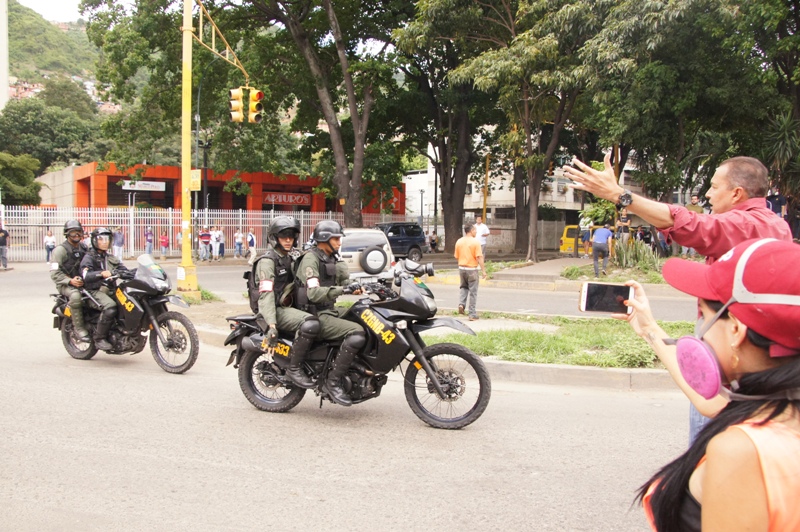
[0,264,690,531]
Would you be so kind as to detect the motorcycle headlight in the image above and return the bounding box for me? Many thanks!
[423,294,437,315]
[154,278,171,292]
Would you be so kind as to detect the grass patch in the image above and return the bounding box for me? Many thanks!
[485,260,527,278]
[182,286,222,305]
[560,262,668,284]
[429,312,693,368]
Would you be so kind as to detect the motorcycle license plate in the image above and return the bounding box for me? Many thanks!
[64,306,71,317]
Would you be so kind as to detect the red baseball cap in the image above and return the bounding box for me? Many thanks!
[662,238,800,356]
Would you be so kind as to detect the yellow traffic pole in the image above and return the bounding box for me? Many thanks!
[177,0,200,298]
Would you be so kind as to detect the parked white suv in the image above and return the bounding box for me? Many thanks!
[339,228,395,281]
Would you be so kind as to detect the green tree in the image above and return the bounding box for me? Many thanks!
[38,77,98,121]
[0,152,42,205]
[0,98,94,174]
[82,0,414,227]
[442,0,615,261]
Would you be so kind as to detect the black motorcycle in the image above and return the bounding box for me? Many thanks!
[51,255,199,374]
[224,260,491,429]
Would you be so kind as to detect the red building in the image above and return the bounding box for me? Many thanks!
[62,162,405,215]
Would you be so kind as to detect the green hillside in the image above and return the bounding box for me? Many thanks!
[8,0,98,80]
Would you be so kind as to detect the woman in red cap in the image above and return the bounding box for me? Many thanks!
[616,238,800,531]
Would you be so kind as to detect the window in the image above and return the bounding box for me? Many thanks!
[405,225,423,237]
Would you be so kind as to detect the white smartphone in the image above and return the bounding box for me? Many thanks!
[579,282,634,314]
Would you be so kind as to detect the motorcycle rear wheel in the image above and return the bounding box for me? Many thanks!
[61,320,98,360]
[238,350,306,413]
[149,311,199,374]
[404,343,491,429]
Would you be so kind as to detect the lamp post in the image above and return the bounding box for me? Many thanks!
[419,189,425,227]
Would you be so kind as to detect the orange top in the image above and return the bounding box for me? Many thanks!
[454,236,483,268]
[643,420,800,531]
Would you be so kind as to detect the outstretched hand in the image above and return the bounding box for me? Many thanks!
[563,152,624,203]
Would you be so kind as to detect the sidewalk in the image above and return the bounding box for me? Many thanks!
[182,300,676,392]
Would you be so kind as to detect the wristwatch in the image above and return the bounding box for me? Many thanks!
[617,190,633,208]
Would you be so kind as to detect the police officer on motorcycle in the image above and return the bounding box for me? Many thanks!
[80,227,130,351]
[50,220,90,342]
[294,220,366,406]
[254,216,317,388]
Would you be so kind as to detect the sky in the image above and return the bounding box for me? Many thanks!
[17,0,83,23]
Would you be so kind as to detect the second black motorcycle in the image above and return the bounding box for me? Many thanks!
[51,255,199,374]
[224,260,491,429]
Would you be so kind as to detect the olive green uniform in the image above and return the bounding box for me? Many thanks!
[50,241,87,312]
[80,251,127,312]
[254,249,314,332]
[295,247,363,340]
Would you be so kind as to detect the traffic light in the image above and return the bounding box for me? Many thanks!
[248,89,265,123]
[229,88,244,123]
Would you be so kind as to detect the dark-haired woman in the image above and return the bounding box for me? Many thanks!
[614,238,800,531]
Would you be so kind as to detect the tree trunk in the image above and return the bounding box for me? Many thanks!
[513,164,529,252]
[440,106,474,254]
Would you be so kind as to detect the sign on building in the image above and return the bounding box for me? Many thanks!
[121,180,167,192]
[262,193,311,206]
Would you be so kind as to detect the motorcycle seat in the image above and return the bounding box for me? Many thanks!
[226,314,258,321]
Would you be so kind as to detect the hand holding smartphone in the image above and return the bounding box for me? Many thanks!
[579,282,634,314]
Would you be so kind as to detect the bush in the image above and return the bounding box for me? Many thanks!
[614,239,660,270]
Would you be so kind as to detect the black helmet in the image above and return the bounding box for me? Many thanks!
[312,220,344,243]
[90,227,113,250]
[268,216,301,248]
[63,220,83,236]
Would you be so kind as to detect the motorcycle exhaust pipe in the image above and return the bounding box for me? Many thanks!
[241,334,265,352]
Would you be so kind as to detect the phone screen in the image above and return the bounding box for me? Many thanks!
[582,283,631,313]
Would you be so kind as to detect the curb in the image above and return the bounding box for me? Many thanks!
[191,323,675,392]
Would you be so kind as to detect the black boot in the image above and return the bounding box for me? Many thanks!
[285,333,316,389]
[324,332,364,407]
[93,309,115,351]
[70,305,90,342]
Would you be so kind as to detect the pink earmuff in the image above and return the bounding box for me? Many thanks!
[675,336,723,400]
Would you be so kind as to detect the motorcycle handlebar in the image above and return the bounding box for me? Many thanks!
[394,259,435,282]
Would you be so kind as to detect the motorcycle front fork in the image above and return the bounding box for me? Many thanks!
[401,329,447,400]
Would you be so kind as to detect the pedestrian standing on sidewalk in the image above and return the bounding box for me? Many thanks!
[144,226,154,256]
[44,230,56,262]
[474,215,491,258]
[579,214,593,258]
[454,223,487,321]
[218,226,226,259]
[591,223,613,278]
[234,228,244,258]
[159,230,169,260]
[198,226,211,261]
[0,222,10,270]
[210,225,220,261]
[112,226,124,260]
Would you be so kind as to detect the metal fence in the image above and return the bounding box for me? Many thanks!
[0,205,560,262]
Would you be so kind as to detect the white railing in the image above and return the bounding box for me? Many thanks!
[0,205,561,261]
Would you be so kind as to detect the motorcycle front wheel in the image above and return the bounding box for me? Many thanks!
[61,319,98,360]
[404,343,491,429]
[238,350,306,413]
[149,311,199,374]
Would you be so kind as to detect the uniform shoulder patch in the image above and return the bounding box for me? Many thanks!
[305,266,314,279]
[259,280,274,293]
[306,277,320,289]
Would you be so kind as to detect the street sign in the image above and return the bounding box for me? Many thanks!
[190,170,202,191]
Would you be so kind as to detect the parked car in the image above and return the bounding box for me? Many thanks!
[339,228,395,281]
[559,225,603,255]
[374,222,429,262]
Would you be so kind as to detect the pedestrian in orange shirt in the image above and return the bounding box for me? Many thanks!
[454,223,487,321]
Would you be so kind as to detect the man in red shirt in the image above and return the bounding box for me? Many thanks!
[198,226,211,262]
[565,154,793,443]
[565,155,792,265]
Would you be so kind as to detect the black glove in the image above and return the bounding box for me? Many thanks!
[343,282,361,294]
[120,269,136,280]
[266,327,278,348]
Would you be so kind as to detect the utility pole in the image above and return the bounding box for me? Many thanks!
[177,0,200,298]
